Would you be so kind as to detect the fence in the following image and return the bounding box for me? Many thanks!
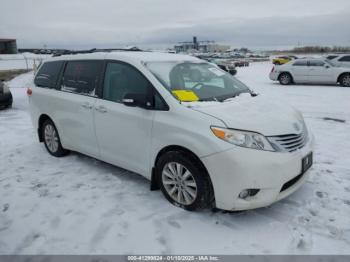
[0,53,50,71]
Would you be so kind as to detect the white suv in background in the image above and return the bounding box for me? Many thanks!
[28,52,314,211]
[327,54,350,68]
[269,58,350,86]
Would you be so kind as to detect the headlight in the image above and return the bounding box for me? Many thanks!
[211,126,275,151]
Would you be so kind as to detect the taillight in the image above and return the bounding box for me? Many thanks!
[270,66,275,73]
[27,88,32,96]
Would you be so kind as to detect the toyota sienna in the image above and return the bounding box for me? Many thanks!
[28,52,314,211]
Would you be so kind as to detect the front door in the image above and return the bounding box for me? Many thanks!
[94,61,154,176]
[307,60,333,83]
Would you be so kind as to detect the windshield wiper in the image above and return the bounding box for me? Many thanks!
[221,91,255,102]
[218,93,239,102]
[197,97,218,102]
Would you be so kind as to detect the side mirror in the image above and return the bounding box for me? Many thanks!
[324,65,330,69]
[122,93,151,109]
[34,76,51,87]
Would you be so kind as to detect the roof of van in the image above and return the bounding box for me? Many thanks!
[48,51,201,63]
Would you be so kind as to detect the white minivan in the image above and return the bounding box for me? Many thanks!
[28,51,314,211]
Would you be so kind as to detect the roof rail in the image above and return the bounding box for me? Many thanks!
[52,47,143,57]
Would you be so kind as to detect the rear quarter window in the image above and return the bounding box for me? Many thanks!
[34,61,64,88]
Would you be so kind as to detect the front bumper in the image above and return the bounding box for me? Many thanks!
[0,92,13,108]
[201,133,314,211]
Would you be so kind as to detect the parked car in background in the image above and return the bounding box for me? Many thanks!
[28,52,314,211]
[233,59,250,67]
[272,56,298,65]
[209,59,237,75]
[0,80,13,109]
[328,54,350,68]
[269,58,350,87]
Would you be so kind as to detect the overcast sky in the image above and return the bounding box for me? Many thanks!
[1,0,349,50]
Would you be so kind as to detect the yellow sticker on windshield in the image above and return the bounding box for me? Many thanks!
[172,90,199,102]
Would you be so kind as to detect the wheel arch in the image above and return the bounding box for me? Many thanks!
[150,145,214,194]
[37,114,52,142]
[337,72,350,83]
[278,71,294,82]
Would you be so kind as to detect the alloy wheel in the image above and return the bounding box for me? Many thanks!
[342,75,350,87]
[44,124,59,153]
[280,74,290,84]
[161,162,198,205]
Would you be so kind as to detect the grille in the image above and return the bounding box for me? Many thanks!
[267,128,308,153]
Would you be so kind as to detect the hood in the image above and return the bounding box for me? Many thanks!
[186,94,304,136]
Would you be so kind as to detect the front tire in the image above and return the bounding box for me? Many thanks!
[279,72,293,85]
[42,119,69,157]
[156,151,213,211]
[339,73,350,87]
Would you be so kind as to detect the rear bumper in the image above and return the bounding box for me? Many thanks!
[0,92,13,108]
[269,72,279,81]
[201,133,314,211]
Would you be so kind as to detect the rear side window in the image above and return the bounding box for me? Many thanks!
[61,61,103,96]
[292,60,307,66]
[34,61,63,88]
[339,56,350,62]
[309,60,325,67]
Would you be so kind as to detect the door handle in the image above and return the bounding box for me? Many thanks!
[81,102,93,109]
[95,105,107,113]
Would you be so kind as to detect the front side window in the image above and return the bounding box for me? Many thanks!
[292,60,308,66]
[61,61,103,96]
[339,56,350,62]
[145,61,251,102]
[103,62,150,103]
[309,60,325,67]
[34,61,64,88]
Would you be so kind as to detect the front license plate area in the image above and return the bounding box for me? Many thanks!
[302,152,313,173]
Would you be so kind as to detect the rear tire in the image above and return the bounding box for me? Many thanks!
[156,151,214,211]
[279,72,293,85]
[339,73,350,87]
[42,119,69,157]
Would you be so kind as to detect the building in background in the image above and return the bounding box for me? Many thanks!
[174,36,230,53]
[0,39,18,54]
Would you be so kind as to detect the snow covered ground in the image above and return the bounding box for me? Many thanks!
[0,62,349,254]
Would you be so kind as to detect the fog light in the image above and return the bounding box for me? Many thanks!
[239,189,250,199]
[238,189,260,199]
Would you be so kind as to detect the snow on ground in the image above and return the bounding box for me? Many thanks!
[0,62,350,255]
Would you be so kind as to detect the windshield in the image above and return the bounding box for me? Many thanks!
[145,61,251,102]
